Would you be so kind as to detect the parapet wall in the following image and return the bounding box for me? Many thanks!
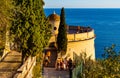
[65,27,95,60]
[49,29,95,43]
[14,56,36,78]
[66,38,95,60]
[67,29,95,41]
[49,25,96,60]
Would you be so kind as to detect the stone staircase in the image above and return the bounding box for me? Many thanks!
[48,48,57,67]
[44,47,57,67]
[0,51,22,78]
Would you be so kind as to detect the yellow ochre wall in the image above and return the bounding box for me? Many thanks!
[49,20,60,35]
[57,29,95,60]
[67,30,95,41]
[64,30,95,60]
[66,38,95,60]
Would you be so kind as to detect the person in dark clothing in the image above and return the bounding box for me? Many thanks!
[68,58,73,78]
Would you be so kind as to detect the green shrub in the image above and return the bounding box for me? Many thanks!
[73,45,120,78]
[33,54,43,78]
[32,62,42,78]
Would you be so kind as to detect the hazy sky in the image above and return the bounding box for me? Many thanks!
[44,0,120,8]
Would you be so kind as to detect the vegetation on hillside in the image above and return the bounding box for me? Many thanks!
[10,0,51,63]
[0,0,13,56]
[33,54,43,78]
[73,45,120,78]
[0,0,51,77]
[57,7,67,56]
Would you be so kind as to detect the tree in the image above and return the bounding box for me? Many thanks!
[0,0,13,54]
[10,0,51,63]
[57,7,67,55]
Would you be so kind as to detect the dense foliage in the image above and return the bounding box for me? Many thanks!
[0,0,13,55]
[73,45,120,78]
[57,7,67,55]
[10,0,51,62]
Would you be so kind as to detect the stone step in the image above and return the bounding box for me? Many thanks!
[0,51,21,78]
[44,48,57,67]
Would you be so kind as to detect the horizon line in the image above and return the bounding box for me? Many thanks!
[44,7,120,9]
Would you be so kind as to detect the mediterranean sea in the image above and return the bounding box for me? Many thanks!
[44,8,120,59]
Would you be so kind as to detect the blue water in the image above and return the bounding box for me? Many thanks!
[44,8,120,58]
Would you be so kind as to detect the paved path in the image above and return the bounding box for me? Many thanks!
[43,67,69,78]
[0,51,21,78]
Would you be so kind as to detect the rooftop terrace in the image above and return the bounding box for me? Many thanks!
[67,26,93,34]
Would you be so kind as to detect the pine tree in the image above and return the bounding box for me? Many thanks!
[10,0,51,63]
[57,7,67,55]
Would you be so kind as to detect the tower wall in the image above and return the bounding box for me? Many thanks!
[58,29,95,60]
[48,13,95,60]
[66,38,95,60]
[49,20,60,35]
[67,30,95,41]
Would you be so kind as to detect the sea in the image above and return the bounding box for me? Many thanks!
[44,8,120,59]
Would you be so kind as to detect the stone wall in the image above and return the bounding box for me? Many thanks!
[67,29,95,41]
[49,20,60,35]
[0,30,10,61]
[66,38,95,60]
[49,35,56,43]
[50,28,95,60]
[14,56,36,78]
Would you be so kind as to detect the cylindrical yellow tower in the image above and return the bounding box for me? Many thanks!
[48,11,60,35]
[66,26,95,60]
[48,12,96,60]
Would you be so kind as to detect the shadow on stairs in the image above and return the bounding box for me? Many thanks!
[44,48,57,67]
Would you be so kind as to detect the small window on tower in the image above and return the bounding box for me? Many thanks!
[54,27,57,30]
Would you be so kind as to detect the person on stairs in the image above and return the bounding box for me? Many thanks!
[44,55,50,67]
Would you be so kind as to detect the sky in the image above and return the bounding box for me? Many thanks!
[44,0,120,8]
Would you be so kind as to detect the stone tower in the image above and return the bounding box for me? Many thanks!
[48,12,96,60]
[48,11,60,35]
